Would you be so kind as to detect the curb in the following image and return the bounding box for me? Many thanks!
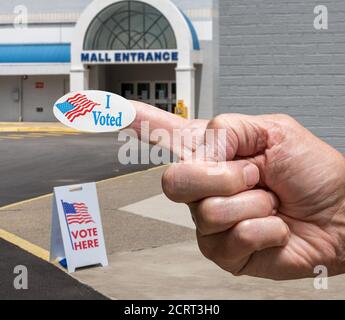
[0,127,79,133]
[0,229,50,261]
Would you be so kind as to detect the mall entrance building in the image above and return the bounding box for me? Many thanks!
[0,0,215,121]
[1,0,343,153]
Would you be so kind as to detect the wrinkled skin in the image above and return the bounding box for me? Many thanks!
[130,102,345,280]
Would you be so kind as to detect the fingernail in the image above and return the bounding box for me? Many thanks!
[243,164,259,187]
[267,192,280,210]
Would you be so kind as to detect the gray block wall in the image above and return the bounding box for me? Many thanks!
[218,0,345,154]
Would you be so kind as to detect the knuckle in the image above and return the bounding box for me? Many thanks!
[273,113,297,126]
[162,164,191,202]
[233,221,256,250]
[197,233,243,275]
[161,164,178,201]
[197,237,216,261]
[197,235,213,260]
[196,199,224,235]
[207,114,228,130]
[199,245,213,261]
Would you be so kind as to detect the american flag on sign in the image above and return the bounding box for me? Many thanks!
[56,93,100,122]
[62,201,95,225]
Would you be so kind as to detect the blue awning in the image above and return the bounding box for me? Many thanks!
[180,11,200,51]
[0,43,71,63]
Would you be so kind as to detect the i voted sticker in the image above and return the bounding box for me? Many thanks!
[53,90,136,133]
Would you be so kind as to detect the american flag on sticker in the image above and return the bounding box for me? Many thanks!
[61,201,95,225]
[55,93,100,122]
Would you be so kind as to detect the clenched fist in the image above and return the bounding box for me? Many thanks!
[130,102,345,280]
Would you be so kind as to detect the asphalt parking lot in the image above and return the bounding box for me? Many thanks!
[0,238,108,300]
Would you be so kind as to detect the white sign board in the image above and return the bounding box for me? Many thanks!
[80,50,179,64]
[50,182,108,273]
[53,90,136,133]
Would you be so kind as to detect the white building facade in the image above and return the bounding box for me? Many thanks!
[0,0,216,121]
[3,0,342,155]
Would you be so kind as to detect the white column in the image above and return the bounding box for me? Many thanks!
[70,66,89,92]
[175,66,195,119]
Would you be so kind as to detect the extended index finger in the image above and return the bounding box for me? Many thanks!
[128,100,208,158]
[129,100,188,139]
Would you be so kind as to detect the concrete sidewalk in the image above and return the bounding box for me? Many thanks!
[1,166,345,299]
[0,122,77,133]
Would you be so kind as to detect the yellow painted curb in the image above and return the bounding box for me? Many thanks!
[0,193,52,211]
[0,229,50,261]
[0,127,78,133]
[0,166,167,211]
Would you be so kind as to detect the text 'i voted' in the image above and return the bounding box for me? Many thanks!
[53,90,136,133]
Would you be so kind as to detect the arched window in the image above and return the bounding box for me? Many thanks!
[84,1,177,50]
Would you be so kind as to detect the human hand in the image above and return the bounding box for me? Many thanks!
[130,102,345,280]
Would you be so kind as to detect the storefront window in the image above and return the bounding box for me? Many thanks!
[155,83,168,100]
[121,83,134,99]
[137,83,150,100]
[84,1,177,50]
[171,82,176,100]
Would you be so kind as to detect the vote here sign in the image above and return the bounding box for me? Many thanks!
[50,182,108,273]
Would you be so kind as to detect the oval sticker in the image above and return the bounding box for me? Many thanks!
[53,90,136,133]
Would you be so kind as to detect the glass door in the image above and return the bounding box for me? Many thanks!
[154,81,176,113]
[155,82,169,112]
[121,83,135,100]
[171,82,176,113]
[137,82,151,104]
[120,81,176,113]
